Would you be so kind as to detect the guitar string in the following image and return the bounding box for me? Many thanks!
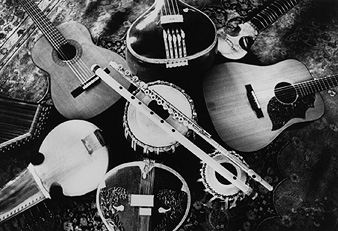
[163,0,180,16]
[168,0,175,15]
[255,76,338,100]
[274,76,338,95]
[163,0,171,16]
[21,1,338,100]
[22,0,91,84]
[173,0,180,15]
[34,9,93,85]
[22,0,94,84]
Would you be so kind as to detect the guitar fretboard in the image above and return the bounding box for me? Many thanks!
[19,0,67,50]
[249,0,300,31]
[295,75,338,97]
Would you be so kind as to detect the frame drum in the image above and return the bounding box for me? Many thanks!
[96,160,191,231]
[123,81,197,154]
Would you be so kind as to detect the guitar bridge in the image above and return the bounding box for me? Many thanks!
[246,84,263,118]
[71,75,101,98]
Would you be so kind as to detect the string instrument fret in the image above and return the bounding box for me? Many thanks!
[295,75,338,97]
[19,0,67,50]
[249,0,300,31]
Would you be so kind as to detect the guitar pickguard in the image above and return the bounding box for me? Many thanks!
[267,94,316,131]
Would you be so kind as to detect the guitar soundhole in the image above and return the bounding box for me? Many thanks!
[274,82,297,104]
[215,163,237,185]
[52,39,82,66]
[57,43,76,61]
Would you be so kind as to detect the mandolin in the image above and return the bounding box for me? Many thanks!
[126,0,217,83]
[203,59,328,152]
[0,120,109,223]
[18,0,130,119]
[217,0,300,60]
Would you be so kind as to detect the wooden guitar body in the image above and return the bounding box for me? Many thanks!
[126,0,217,83]
[31,21,130,119]
[203,60,325,152]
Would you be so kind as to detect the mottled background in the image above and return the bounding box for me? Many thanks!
[0,0,338,230]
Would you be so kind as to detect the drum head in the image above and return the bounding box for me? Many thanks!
[200,152,247,208]
[124,82,196,153]
[96,161,191,231]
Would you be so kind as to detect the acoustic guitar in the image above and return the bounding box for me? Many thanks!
[19,0,130,119]
[0,120,108,224]
[203,59,329,152]
[217,0,300,60]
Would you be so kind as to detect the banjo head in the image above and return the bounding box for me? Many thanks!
[123,81,197,155]
[96,160,191,231]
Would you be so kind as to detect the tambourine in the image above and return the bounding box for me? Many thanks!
[123,81,197,155]
[96,160,191,231]
[200,151,248,208]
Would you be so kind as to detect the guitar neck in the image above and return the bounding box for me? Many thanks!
[0,164,49,224]
[19,0,67,50]
[248,0,300,31]
[296,75,338,97]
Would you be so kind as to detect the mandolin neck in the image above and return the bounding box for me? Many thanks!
[295,75,338,97]
[248,0,300,32]
[0,164,48,224]
[19,0,67,50]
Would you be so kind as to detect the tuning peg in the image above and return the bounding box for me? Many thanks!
[239,36,254,51]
